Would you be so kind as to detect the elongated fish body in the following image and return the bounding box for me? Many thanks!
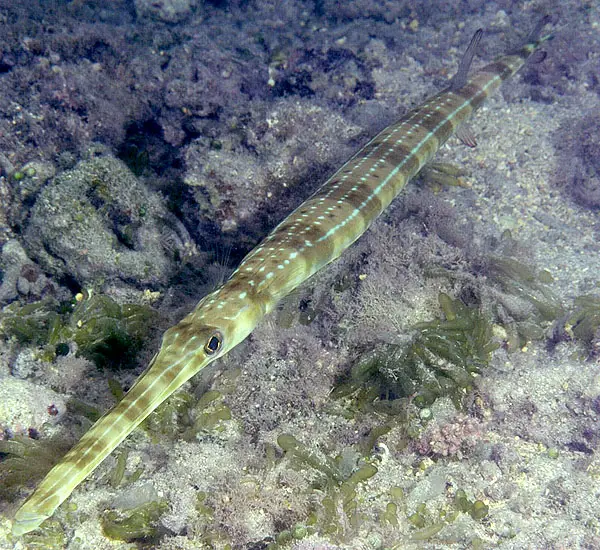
[12,21,551,535]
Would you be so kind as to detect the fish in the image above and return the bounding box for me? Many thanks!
[12,17,552,536]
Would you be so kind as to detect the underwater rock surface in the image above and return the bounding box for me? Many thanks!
[0,2,599,549]
[23,156,191,287]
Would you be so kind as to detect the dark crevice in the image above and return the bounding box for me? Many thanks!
[117,118,182,177]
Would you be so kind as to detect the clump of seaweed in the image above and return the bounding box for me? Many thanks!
[277,434,347,484]
[431,242,565,350]
[108,449,144,488]
[19,519,66,549]
[556,294,600,358]
[143,388,233,441]
[0,293,157,369]
[67,294,157,369]
[101,499,169,542]
[183,390,232,440]
[143,389,195,439]
[65,397,102,423]
[487,255,563,322]
[0,299,62,346]
[0,435,71,502]
[334,293,498,412]
[453,489,489,521]
[481,251,565,351]
[273,430,490,545]
[277,433,378,542]
[419,162,470,192]
[399,489,489,544]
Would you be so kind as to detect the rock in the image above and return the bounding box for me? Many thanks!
[23,155,194,287]
[134,0,197,23]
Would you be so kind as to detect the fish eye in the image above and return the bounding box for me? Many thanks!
[204,332,223,355]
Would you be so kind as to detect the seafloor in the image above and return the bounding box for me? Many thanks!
[0,1,599,549]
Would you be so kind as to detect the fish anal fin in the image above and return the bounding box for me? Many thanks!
[528,50,547,64]
[456,124,477,148]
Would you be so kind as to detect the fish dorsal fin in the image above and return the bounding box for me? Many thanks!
[526,14,553,43]
[450,28,483,91]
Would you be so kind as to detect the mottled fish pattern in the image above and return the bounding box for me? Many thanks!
[13,19,552,535]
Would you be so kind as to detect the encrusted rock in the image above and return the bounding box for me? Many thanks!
[23,155,194,287]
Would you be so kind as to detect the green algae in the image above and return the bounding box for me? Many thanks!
[292,524,309,539]
[548,447,560,459]
[453,489,489,520]
[334,292,498,412]
[144,388,232,441]
[277,433,345,484]
[192,493,233,548]
[106,451,145,489]
[409,521,446,541]
[107,377,125,401]
[430,242,565,351]
[407,503,428,528]
[101,499,169,542]
[382,502,399,527]
[0,294,157,369]
[321,286,500,543]
[346,463,378,485]
[109,449,129,488]
[470,499,489,521]
[488,255,563,322]
[277,433,379,541]
[565,294,600,354]
[0,435,71,502]
[195,491,214,519]
[185,390,232,438]
[420,162,470,190]
[394,489,489,545]
[19,519,65,549]
[66,397,102,423]
[144,389,195,438]
[67,295,157,369]
[0,299,62,346]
